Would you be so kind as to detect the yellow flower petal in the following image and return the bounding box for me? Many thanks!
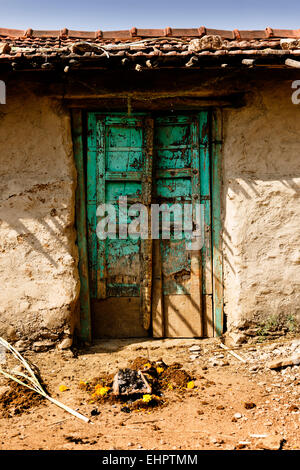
[142,394,152,403]
[95,386,110,396]
[143,363,152,370]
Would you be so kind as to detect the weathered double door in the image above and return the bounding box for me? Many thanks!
[87,112,212,338]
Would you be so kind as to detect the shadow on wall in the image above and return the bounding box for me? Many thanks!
[222,175,300,277]
[0,180,75,270]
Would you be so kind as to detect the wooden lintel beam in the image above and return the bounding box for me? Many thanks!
[63,95,245,109]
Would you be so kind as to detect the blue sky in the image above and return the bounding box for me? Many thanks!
[1,0,300,30]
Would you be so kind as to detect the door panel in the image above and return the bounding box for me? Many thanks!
[87,114,152,338]
[153,115,202,337]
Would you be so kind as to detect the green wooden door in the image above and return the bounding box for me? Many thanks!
[152,115,205,337]
[87,112,213,338]
[87,114,153,337]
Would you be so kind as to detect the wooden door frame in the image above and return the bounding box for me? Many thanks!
[211,109,223,336]
[71,108,223,342]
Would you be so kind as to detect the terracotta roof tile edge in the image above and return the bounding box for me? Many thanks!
[0,27,300,40]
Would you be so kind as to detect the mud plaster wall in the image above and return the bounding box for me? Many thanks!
[223,80,300,340]
[0,84,79,351]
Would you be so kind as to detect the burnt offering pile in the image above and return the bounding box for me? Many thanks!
[113,368,152,396]
[80,357,196,412]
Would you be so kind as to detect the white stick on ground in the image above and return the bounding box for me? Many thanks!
[219,342,247,363]
[0,337,89,423]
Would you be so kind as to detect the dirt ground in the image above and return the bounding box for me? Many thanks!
[0,336,299,450]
